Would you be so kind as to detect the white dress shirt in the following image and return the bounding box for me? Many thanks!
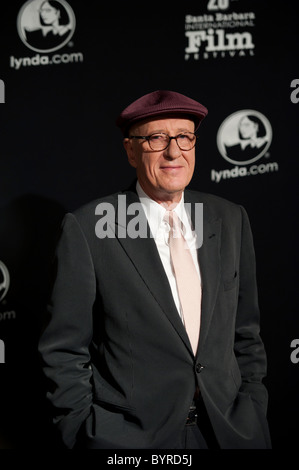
[136,181,201,319]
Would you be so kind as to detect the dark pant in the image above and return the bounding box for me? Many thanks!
[181,397,220,450]
[182,422,209,449]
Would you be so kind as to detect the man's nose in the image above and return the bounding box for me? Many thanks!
[163,138,181,159]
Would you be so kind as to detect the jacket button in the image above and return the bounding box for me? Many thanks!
[195,363,204,373]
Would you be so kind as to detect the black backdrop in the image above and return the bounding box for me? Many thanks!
[0,0,298,450]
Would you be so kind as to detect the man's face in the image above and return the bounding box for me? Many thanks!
[124,117,196,204]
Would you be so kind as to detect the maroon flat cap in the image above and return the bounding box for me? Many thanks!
[116,90,208,135]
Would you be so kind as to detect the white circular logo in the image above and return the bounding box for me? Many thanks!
[217,110,272,165]
[0,261,10,303]
[17,0,76,53]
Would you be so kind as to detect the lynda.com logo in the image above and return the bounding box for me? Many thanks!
[217,110,272,165]
[0,261,10,303]
[17,0,76,53]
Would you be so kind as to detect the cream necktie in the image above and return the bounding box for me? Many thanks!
[165,210,201,355]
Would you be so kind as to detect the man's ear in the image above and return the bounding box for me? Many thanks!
[123,138,137,168]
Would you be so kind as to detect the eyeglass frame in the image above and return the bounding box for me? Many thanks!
[128,132,197,152]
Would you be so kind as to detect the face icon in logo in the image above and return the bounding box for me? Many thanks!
[0,261,10,303]
[17,0,76,53]
[217,110,272,165]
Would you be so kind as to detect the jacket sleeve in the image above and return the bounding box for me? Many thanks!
[234,205,269,414]
[38,213,95,448]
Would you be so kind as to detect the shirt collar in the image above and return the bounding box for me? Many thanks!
[136,181,190,238]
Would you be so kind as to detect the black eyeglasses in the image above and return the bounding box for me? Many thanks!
[128,132,197,151]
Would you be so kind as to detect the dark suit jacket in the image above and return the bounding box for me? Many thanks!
[39,187,271,449]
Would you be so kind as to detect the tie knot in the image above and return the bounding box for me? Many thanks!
[164,210,184,238]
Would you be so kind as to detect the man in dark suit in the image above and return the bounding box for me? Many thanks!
[39,90,271,449]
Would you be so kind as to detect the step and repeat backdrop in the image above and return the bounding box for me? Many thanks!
[0,0,298,449]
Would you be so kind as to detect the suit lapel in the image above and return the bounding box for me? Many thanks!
[114,188,222,358]
[184,191,222,357]
[114,190,192,353]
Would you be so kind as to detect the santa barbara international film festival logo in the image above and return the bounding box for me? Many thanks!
[185,0,256,61]
[11,0,83,69]
[211,110,279,183]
